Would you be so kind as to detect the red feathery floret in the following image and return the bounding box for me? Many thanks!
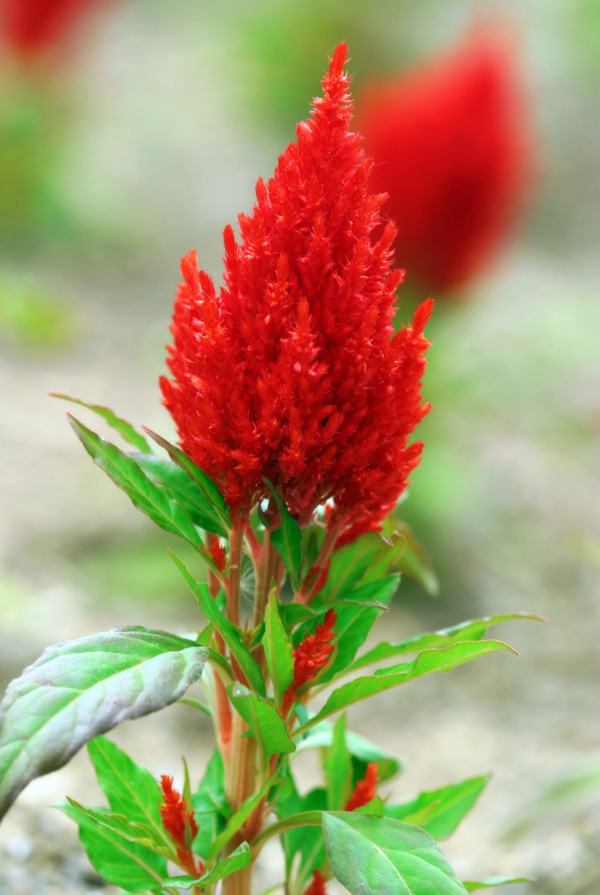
[209,535,227,573]
[159,775,202,876]
[345,762,379,811]
[161,43,432,530]
[282,609,336,713]
[1,0,101,59]
[356,30,531,294]
[303,870,328,895]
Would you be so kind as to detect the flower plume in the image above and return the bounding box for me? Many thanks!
[161,43,432,533]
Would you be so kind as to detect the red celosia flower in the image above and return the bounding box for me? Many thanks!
[303,869,328,895]
[282,608,336,713]
[159,775,203,877]
[356,31,531,294]
[345,762,379,811]
[161,43,432,534]
[0,0,101,60]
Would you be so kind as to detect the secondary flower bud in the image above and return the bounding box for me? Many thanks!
[356,31,531,294]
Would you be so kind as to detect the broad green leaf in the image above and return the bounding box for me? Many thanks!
[280,602,318,628]
[65,799,172,858]
[323,813,467,895]
[51,393,151,453]
[294,722,403,782]
[349,613,543,674]
[321,532,402,602]
[170,562,264,696]
[386,775,490,839]
[314,580,399,685]
[264,478,302,585]
[299,642,516,732]
[61,802,166,892]
[262,590,294,708]
[134,453,228,536]
[87,737,169,849]
[324,715,351,810]
[143,428,230,529]
[68,416,203,549]
[164,842,251,888]
[227,683,296,759]
[208,776,273,861]
[0,626,207,819]
[463,878,532,891]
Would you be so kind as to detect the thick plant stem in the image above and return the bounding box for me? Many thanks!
[253,530,282,627]
[223,711,257,895]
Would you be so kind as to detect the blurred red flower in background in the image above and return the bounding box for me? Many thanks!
[0,0,102,60]
[162,43,432,534]
[356,31,531,294]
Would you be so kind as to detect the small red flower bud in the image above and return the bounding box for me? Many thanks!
[209,536,227,573]
[159,775,203,877]
[345,762,379,811]
[282,609,336,714]
[303,869,328,895]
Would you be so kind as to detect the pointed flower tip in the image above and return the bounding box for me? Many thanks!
[412,297,435,336]
[330,42,348,77]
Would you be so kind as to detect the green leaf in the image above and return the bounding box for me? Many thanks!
[0,626,207,819]
[51,393,151,453]
[294,722,403,782]
[299,642,516,732]
[143,428,230,530]
[65,799,171,858]
[391,521,439,595]
[349,613,543,674]
[315,580,399,685]
[170,559,264,696]
[276,774,327,890]
[164,842,251,888]
[324,715,352,810]
[208,776,273,861]
[323,813,467,895]
[321,532,399,601]
[87,737,169,848]
[192,748,230,859]
[134,453,229,536]
[227,683,296,759]
[386,775,490,839]
[264,478,303,585]
[463,878,532,891]
[262,589,294,709]
[68,415,204,549]
[61,802,167,892]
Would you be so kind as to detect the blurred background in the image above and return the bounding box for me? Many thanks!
[0,0,598,893]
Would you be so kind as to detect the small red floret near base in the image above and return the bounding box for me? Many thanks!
[303,869,328,895]
[161,42,432,537]
[282,609,337,714]
[159,775,203,877]
[345,762,379,811]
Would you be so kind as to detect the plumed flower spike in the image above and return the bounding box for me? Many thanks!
[161,43,432,534]
[159,775,203,877]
